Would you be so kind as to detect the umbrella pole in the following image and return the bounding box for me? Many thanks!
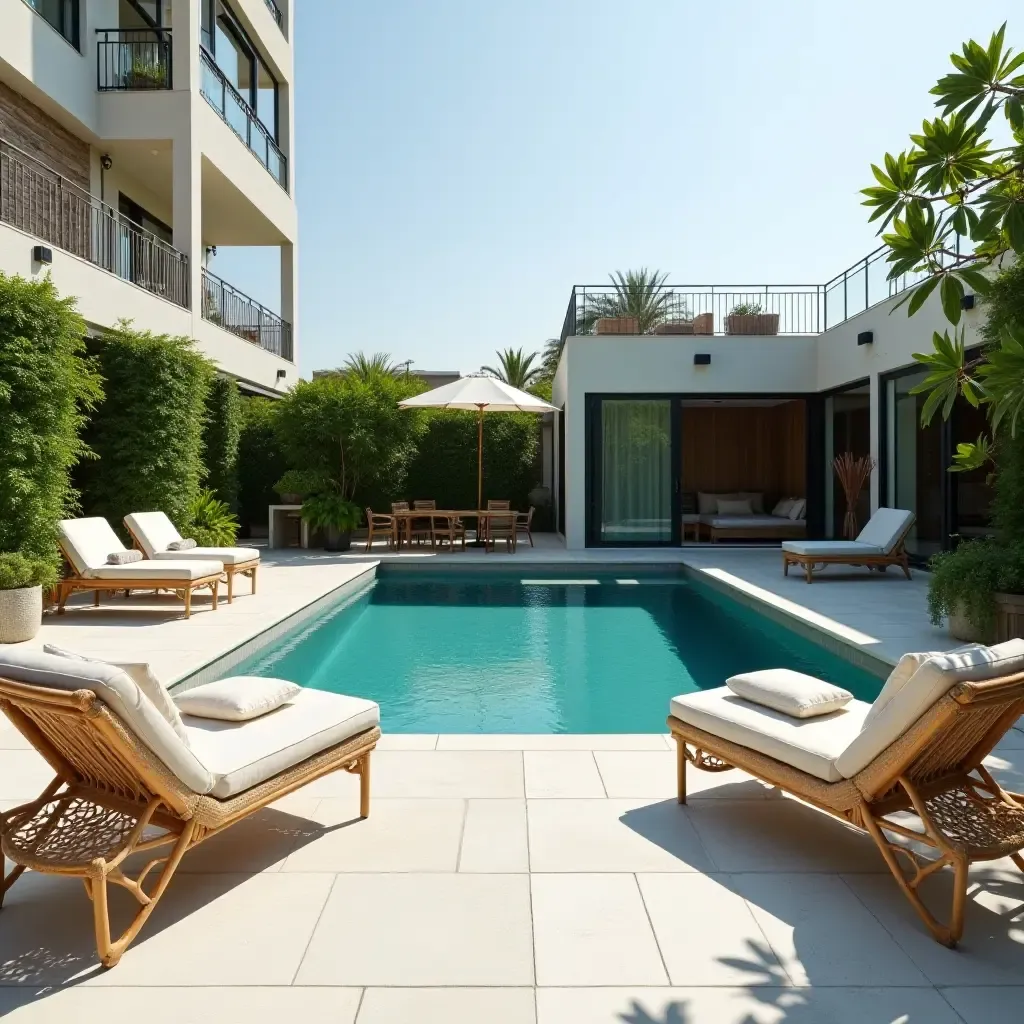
[477,406,484,511]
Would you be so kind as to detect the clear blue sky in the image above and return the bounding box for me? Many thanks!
[212,0,1015,379]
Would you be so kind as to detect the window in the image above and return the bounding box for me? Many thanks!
[26,0,80,50]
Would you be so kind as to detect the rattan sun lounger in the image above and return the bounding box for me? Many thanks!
[0,649,379,967]
[58,518,224,618]
[668,641,1024,947]
[125,511,259,603]
[781,507,914,583]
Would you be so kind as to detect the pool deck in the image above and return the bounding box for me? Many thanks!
[1,539,1022,1022]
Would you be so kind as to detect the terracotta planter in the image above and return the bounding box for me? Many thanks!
[692,312,714,335]
[0,585,42,643]
[594,316,639,335]
[947,607,993,645]
[995,591,1024,643]
[725,312,780,336]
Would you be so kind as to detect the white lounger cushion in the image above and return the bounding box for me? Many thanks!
[88,561,224,580]
[834,639,1024,778]
[856,507,914,553]
[182,687,380,798]
[727,669,852,719]
[125,512,259,566]
[782,541,882,556]
[0,648,214,794]
[671,688,871,782]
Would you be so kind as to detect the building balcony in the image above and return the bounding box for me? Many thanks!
[199,49,287,191]
[264,0,285,31]
[0,138,189,307]
[202,267,292,362]
[96,29,173,92]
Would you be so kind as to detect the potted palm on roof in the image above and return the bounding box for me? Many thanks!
[725,302,780,335]
[580,269,676,335]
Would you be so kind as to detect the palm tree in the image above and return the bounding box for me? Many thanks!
[540,337,563,379]
[577,268,680,335]
[481,347,543,390]
[341,351,401,380]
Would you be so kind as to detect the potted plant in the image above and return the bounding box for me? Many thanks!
[725,302,780,336]
[0,553,57,644]
[186,489,239,547]
[299,493,362,552]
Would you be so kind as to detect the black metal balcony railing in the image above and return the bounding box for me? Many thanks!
[96,29,172,91]
[199,50,288,190]
[0,139,189,307]
[264,0,284,29]
[202,268,293,361]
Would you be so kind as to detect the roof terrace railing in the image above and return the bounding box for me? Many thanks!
[202,267,293,362]
[0,138,189,307]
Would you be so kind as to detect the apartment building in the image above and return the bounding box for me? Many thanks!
[551,249,992,558]
[0,0,297,396]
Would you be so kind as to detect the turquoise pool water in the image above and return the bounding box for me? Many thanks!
[230,570,884,733]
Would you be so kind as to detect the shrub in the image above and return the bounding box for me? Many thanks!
[237,397,288,533]
[403,410,540,509]
[78,322,214,536]
[928,540,1024,634]
[299,493,362,533]
[185,489,239,547]
[274,372,424,505]
[0,273,102,564]
[0,552,58,591]
[203,375,242,511]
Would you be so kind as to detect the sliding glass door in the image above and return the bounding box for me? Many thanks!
[590,398,677,545]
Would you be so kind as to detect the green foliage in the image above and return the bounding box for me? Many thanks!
[0,273,102,566]
[482,348,543,390]
[539,337,563,381]
[237,398,287,532]
[927,539,1024,632]
[184,489,239,547]
[78,322,214,536]
[979,259,1024,345]
[578,269,677,335]
[728,302,764,316]
[203,376,242,510]
[0,552,58,591]
[403,410,540,510]
[990,426,1024,541]
[340,351,407,380]
[300,493,362,533]
[274,372,425,504]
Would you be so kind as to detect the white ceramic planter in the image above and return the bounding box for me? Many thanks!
[947,606,992,645]
[0,585,43,643]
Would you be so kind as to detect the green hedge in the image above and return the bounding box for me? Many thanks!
[237,397,288,532]
[78,323,214,534]
[402,410,540,510]
[203,375,242,511]
[0,273,101,564]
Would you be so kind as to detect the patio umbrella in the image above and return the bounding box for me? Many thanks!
[398,372,557,509]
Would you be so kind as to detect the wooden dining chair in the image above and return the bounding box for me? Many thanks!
[364,508,396,551]
[405,501,434,548]
[432,514,467,552]
[486,499,511,510]
[516,506,535,548]
[485,512,517,553]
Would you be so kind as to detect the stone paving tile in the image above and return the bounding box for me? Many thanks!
[528,798,714,873]
[524,751,605,797]
[531,873,668,986]
[0,749,60,801]
[459,799,529,872]
[357,988,536,1024]
[596,750,777,800]
[295,873,534,986]
[941,986,1024,1024]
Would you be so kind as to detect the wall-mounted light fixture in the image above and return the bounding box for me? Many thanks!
[693,353,711,366]
[276,369,287,381]
[961,294,975,310]
[857,330,873,346]
[32,245,53,265]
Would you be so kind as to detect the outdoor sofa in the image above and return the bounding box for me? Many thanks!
[668,639,1024,946]
[781,507,914,582]
[0,648,379,967]
[125,511,260,603]
[57,518,224,618]
[687,492,807,542]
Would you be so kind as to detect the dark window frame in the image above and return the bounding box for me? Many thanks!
[28,0,81,51]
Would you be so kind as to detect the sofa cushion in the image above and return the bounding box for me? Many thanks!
[717,498,753,516]
[670,687,870,782]
[736,492,765,514]
[856,508,914,553]
[175,677,302,722]
[0,648,213,794]
[787,499,806,521]
[183,688,380,799]
[727,669,853,719]
[835,639,1024,779]
[772,498,796,517]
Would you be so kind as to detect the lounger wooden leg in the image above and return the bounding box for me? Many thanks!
[93,590,100,607]
[782,553,789,576]
[900,555,912,581]
[226,569,234,604]
[212,578,219,611]
[57,581,69,614]
[804,561,813,584]
[184,587,192,619]
[359,753,371,818]
[251,565,258,595]
[676,738,687,804]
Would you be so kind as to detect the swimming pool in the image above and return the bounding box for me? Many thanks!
[228,569,884,733]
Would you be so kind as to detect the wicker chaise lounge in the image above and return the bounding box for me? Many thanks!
[58,518,224,618]
[125,511,260,603]
[0,649,380,967]
[668,640,1024,946]
[781,507,915,583]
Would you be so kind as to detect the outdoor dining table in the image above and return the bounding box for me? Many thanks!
[388,509,518,550]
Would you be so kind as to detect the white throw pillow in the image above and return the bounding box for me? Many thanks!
[727,668,853,719]
[43,644,189,743]
[717,498,753,516]
[174,676,302,721]
[772,498,795,517]
[698,492,730,515]
[736,492,765,514]
[787,499,806,520]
